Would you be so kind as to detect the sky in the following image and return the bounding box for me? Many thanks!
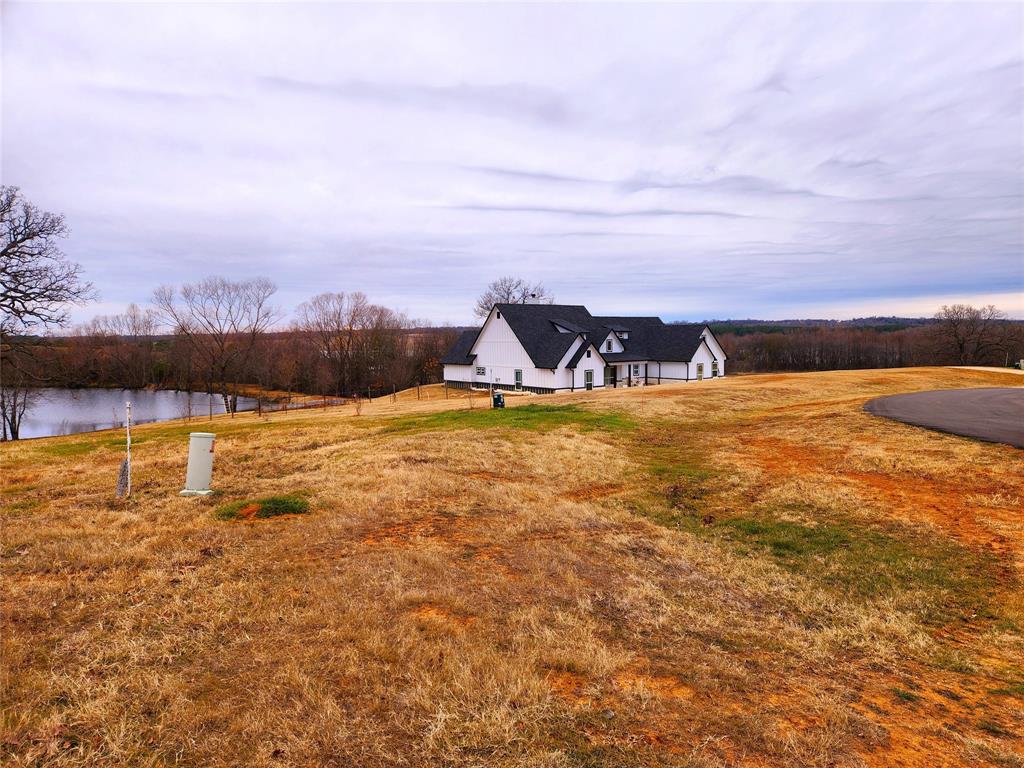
[3,2,1022,325]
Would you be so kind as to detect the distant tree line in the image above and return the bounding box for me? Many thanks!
[715,305,1023,373]
[19,288,458,404]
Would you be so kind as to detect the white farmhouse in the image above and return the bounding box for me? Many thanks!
[442,303,727,393]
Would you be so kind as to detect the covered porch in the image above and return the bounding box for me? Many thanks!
[604,361,659,388]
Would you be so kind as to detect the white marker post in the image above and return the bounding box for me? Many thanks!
[115,401,132,498]
[180,432,216,496]
[126,402,132,496]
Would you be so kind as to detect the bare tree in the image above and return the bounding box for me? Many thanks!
[0,356,39,441]
[0,187,93,438]
[295,292,371,396]
[294,292,408,396]
[153,276,277,413]
[932,304,1012,365]
[0,186,94,336]
[473,276,553,319]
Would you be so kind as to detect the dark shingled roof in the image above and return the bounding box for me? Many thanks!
[440,329,478,365]
[494,303,594,368]
[551,318,588,334]
[441,304,724,369]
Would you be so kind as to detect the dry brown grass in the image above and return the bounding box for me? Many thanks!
[2,367,1022,767]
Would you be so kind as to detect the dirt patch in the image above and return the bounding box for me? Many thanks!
[410,604,477,630]
[546,669,592,705]
[744,436,1020,567]
[235,503,261,520]
[850,664,1022,768]
[361,514,476,547]
[613,671,694,700]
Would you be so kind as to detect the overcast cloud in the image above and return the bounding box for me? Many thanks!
[3,2,1022,324]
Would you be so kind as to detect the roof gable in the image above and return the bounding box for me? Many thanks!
[492,303,596,369]
[566,342,606,369]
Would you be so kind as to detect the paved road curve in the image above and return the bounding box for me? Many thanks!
[864,387,1024,448]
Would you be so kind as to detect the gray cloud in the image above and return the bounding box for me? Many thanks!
[2,2,1021,323]
[457,165,603,185]
[259,75,572,125]
[442,204,754,219]
[618,173,837,199]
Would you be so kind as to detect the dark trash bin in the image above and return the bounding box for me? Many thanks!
[492,392,505,409]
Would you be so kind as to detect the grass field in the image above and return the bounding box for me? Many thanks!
[2,368,1022,767]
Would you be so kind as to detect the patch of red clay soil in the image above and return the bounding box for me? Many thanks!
[235,503,262,520]
[850,666,1024,768]
[744,436,1019,568]
[465,544,519,579]
[361,514,475,547]
[410,604,477,630]
[613,671,694,701]
[546,669,593,705]
[547,667,696,708]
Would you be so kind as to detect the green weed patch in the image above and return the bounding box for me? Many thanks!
[214,494,310,521]
[715,513,998,615]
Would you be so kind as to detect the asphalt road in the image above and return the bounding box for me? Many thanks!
[864,387,1024,448]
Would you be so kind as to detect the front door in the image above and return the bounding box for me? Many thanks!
[696,363,704,381]
[604,366,615,388]
[584,370,594,390]
[514,369,523,390]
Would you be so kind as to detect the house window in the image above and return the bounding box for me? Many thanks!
[496,311,501,319]
[712,360,719,377]
[620,332,628,340]
[696,363,704,380]
[632,364,640,377]
[606,339,612,352]
[475,366,486,377]
[586,350,591,358]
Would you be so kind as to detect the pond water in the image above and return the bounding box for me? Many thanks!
[14,388,258,440]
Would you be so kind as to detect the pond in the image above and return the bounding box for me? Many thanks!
[13,388,258,440]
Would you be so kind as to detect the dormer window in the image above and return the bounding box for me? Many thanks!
[606,339,613,352]
[620,332,629,340]
[586,350,591,358]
